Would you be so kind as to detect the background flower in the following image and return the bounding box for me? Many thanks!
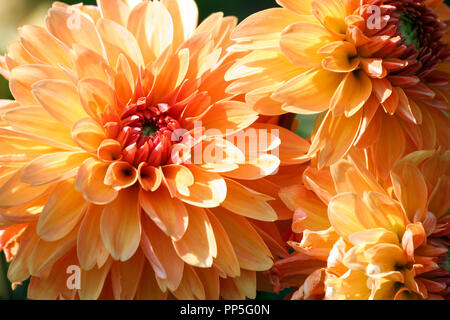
[275,150,449,299]
[228,0,450,177]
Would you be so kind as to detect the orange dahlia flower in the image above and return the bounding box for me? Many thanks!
[0,0,309,300]
[228,0,450,176]
[275,149,449,299]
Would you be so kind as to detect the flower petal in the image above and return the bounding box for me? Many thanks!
[100,186,141,261]
[77,204,109,270]
[280,22,337,68]
[37,179,86,241]
[139,186,188,241]
[32,79,88,127]
[173,205,217,268]
[221,179,277,222]
[212,207,273,271]
[22,151,90,186]
[273,68,343,113]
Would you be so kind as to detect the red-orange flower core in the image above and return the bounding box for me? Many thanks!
[118,97,182,167]
[379,0,448,78]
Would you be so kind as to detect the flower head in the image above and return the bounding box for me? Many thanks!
[0,0,309,300]
[275,149,449,300]
[228,0,450,176]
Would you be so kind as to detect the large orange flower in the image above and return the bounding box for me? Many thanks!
[274,149,449,299]
[228,0,450,177]
[0,0,309,300]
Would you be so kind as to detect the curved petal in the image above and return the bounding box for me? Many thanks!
[21,151,90,186]
[273,68,343,113]
[139,186,188,241]
[4,106,78,149]
[100,186,141,261]
[32,79,88,127]
[173,205,217,268]
[280,22,337,68]
[212,207,273,271]
[18,25,71,68]
[37,178,86,241]
[77,204,109,270]
[76,158,119,205]
[161,0,198,48]
[46,6,104,55]
[221,179,277,222]
[174,165,227,208]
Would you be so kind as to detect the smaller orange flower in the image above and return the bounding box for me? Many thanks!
[274,149,449,300]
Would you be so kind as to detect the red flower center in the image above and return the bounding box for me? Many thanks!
[118,97,182,167]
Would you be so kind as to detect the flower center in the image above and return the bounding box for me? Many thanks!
[118,97,182,167]
[398,14,421,50]
[142,121,158,137]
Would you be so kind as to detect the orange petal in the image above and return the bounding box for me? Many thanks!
[138,163,162,192]
[173,205,217,268]
[76,158,119,205]
[126,1,173,65]
[161,0,198,48]
[37,178,86,241]
[98,0,134,26]
[10,64,71,105]
[212,207,273,271]
[373,116,406,179]
[280,22,337,68]
[201,101,258,135]
[77,204,109,270]
[97,17,144,68]
[111,249,145,300]
[78,78,119,121]
[46,6,104,55]
[79,258,113,300]
[0,169,49,207]
[328,193,369,237]
[18,25,71,68]
[330,70,372,116]
[221,179,277,222]
[273,68,343,113]
[277,0,313,15]
[175,165,227,208]
[141,216,184,291]
[100,187,141,261]
[139,186,188,241]
[28,227,77,276]
[391,161,428,221]
[72,44,115,84]
[104,161,138,190]
[312,0,356,34]
[161,164,194,196]
[195,267,220,300]
[4,106,77,149]
[206,211,240,278]
[32,79,88,127]
[21,151,89,186]
[279,184,330,232]
[231,8,300,42]
[72,117,106,152]
[320,41,360,72]
[135,263,168,300]
[172,265,205,300]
